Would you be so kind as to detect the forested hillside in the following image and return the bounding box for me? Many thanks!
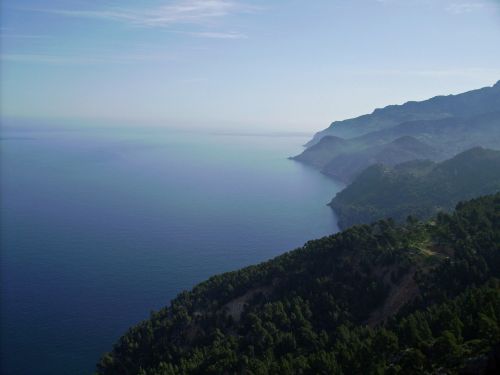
[97,194,500,375]
[330,147,500,229]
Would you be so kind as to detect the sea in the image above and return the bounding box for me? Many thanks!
[0,120,342,375]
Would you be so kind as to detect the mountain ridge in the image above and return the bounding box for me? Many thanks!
[329,147,500,229]
[293,82,500,183]
[305,80,500,146]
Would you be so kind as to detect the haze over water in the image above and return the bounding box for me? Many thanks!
[0,122,342,375]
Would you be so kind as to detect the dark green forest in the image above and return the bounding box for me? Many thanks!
[330,147,500,229]
[96,193,500,375]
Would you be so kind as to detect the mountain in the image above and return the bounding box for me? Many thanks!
[292,133,446,183]
[290,135,352,169]
[306,80,500,145]
[96,193,500,375]
[355,110,500,156]
[330,147,500,229]
[320,135,441,183]
[292,83,500,183]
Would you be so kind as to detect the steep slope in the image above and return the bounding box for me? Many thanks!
[306,80,500,145]
[320,135,441,183]
[356,110,500,155]
[290,135,352,169]
[97,194,500,375]
[293,107,500,183]
[330,147,500,229]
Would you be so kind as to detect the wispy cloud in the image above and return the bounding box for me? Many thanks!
[374,0,493,14]
[32,0,256,28]
[0,27,49,39]
[1,34,50,39]
[186,31,247,39]
[0,52,174,65]
[446,1,486,14]
[353,67,500,78]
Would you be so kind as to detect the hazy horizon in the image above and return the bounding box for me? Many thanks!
[1,0,500,131]
[2,3,500,374]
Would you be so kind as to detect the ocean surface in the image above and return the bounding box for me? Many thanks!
[0,122,342,375]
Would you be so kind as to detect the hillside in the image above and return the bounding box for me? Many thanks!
[96,194,500,375]
[306,80,500,145]
[293,82,500,183]
[292,110,500,183]
[320,135,441,183]
[330,147,500,229]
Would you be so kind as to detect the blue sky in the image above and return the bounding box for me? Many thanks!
[1,0,500,131]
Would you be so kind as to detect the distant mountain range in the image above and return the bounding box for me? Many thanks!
[306,80,500,144]
[293,81,500,183]
[330,147,500,229]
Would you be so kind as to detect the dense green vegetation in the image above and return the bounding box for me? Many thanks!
[97,193,500,375]
[330,147,500,229]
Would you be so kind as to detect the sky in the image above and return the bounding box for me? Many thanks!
[1,0,500,131]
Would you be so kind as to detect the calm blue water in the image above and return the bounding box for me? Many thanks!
[0,122,342,375]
